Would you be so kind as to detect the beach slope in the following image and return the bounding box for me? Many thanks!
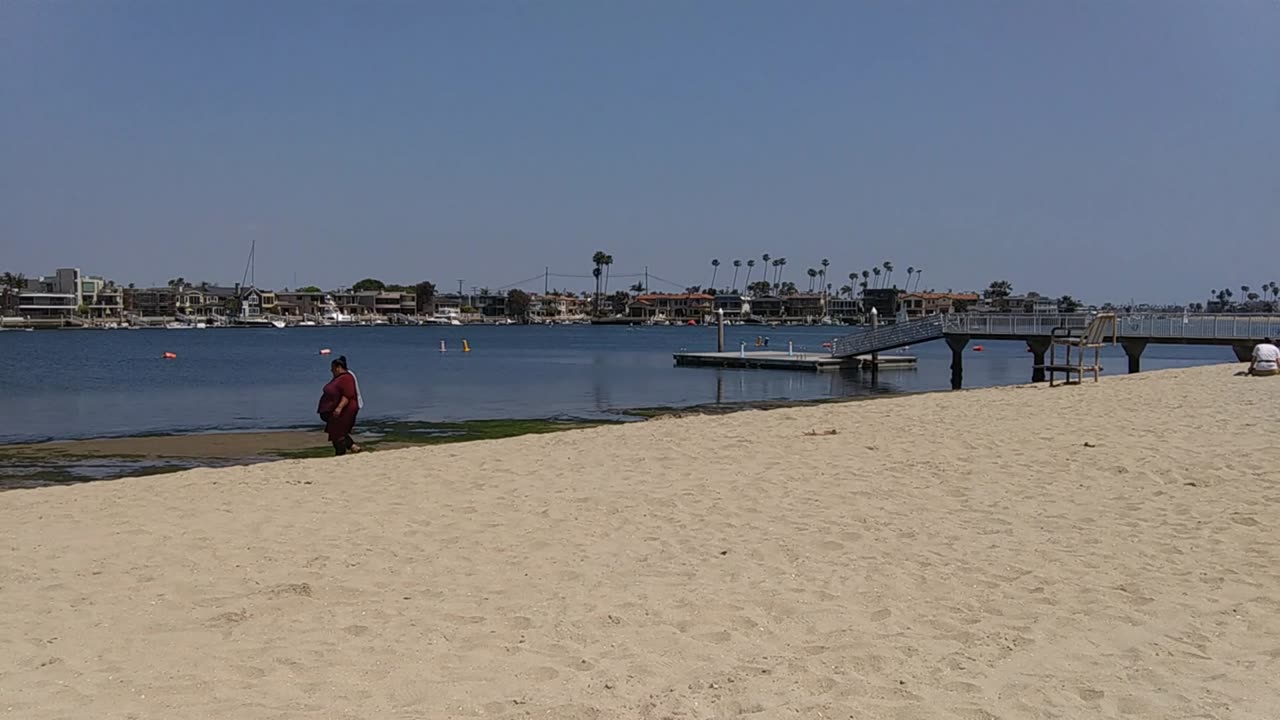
[2,365,1278,719]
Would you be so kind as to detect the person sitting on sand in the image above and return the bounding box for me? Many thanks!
[1249,337,1280,377]
[318,355,363,455]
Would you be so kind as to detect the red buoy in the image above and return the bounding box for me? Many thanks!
[162,352,177,359]
[972,345,984,352]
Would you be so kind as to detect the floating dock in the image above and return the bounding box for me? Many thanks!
[673,351,916,372]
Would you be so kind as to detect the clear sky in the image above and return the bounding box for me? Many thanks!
[2,1,1277,302]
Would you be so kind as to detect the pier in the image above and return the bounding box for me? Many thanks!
[830,312,1280,389]
[674,351,917,372]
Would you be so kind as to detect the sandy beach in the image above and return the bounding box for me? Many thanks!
[2,364,1278,719]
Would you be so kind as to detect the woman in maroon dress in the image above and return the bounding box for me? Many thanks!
[318,355,362,455]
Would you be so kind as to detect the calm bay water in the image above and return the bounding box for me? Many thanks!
[1,325,1235,444]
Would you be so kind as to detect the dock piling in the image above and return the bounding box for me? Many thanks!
[1028,338,1051,382]
[870,308,880,382]
[1121,339,1148,373]
[946,334,969,390]
[716,309,725,352]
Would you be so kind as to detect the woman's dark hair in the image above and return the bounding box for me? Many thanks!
[331,355,348,370]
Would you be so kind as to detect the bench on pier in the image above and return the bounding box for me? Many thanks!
[1036,313,1117,387]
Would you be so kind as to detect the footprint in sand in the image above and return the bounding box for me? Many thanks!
[519,666,560,681]
[1077,687,1105,702]
[870,608,892,622]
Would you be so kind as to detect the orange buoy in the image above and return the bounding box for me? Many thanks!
[972,345,984,352]
[162,352,177,359]
[319,348,332,355]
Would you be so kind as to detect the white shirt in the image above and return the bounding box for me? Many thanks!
[1253,343,1280,370]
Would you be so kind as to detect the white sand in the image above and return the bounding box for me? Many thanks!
[2,364,1279,719]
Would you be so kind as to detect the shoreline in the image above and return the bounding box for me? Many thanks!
[0,360,1241,488]
[0,382,997,488]
[0,418,612,489]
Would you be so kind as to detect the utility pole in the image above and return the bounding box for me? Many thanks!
[644,266,649,294]
[457,279,464,298]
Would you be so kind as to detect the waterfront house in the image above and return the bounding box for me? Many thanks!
[125,287,175,318]
[627,293,714,321]
[976,292,1057,315]
[17,268,83,323]
[749,295,785,319]
[352,290,417,317]
[900,292,979,319]
[75,275,124,319]
[827,298,861,324]
[713,294,752,319]
[782,293,826,321]
[531,293,589,321]
[275,290,325,318]
[860,288,900,321]
[16,289,77,321]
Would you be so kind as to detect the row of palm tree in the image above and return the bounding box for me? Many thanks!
[706,257,925,297]
[1211,282,1280,307]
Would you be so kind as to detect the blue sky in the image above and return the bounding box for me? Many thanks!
[2,1,1277,302]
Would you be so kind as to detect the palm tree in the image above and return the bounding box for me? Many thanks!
[591,250,608,312]
[777,258,788,289]
[872,266,882,288]
[906,266,914,292]
[862,269,871,292]
[770,259,780,291]
[710,259,721,293]
[883,261,894,289]
[744,259,756,290]
[820,258,830,297]
[731,260,742,292]
[761,253,771,280]
[807,268,818,292]
[1242,285,1250,300]
[912,268,923,292]
[602,254,614,297]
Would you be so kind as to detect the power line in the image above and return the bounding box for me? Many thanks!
[492,274,548,291]
[645,273,690,290]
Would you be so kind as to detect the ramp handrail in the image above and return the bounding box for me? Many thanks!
[830,315,945,357]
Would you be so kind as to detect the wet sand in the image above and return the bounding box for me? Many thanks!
[4,430,326,460]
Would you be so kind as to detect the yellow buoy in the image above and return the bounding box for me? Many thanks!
[462,339,471,353]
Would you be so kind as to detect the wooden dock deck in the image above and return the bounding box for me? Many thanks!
[673,351,916,372]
